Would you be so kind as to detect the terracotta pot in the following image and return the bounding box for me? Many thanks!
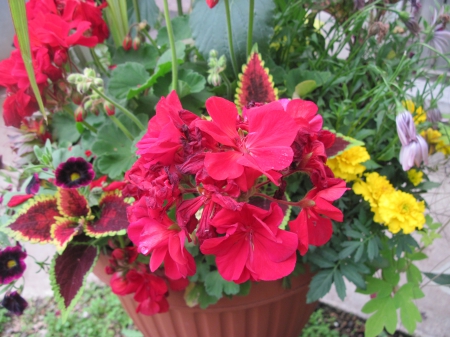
[93,254,317,337]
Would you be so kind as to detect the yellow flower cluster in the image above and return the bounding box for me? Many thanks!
[403,100,426,125]
[327,146,370,182]
[407,169,423,186]
[421,128,450,156]
[353,172,425,234]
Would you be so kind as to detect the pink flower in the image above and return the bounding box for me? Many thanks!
[200,203,298,283]
[396,112,428,170]
[196,98,298,184]
[289,178,347,255]
[127,198,196,280]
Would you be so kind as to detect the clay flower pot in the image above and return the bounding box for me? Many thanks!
[93,254,317,337]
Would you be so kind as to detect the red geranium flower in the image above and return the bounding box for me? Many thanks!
[196,98,299,184]
[200,203,298,283]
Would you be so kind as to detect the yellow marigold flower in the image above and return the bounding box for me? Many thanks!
[327,146,370,182]
[353,172,395,223]
[407,169,423,186]
[402,100,426,125]
[377,190,425,234]
[421,128,450,155]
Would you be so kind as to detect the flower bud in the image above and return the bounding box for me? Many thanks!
[104,101,116,116]
[74,106,85,122]
[138,21,149,31]
[94,78,104,87]
[132,36,141,51]
[71,91,83,105]
[206,0,219,8]
[84,68,96,78]
[56,80,69,94]
[122,35,132,51]
[67,74,80,84]
[54,49,68,67]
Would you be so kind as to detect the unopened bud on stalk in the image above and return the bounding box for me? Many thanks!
[54,49,68,67]
[67,74,81,84]
[71,91,83,105]
[91,105,100,116]
[138,21,149,31]
[132,37,141,51]
[74,106,85,122]
[104,102,116,116]
[56,80,69,94]
[123,35,132,51]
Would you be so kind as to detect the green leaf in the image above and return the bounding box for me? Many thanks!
[190,0,275,71]
[237,281,251,296]
[340,263,366,289]
[157,41,186,66]
[357,277,392,297]
[8,0,46,119]
[367,238,379,261]
[295,80,317,97]
[204,271,239,298]
[51,112,80,144]
[127,0,159,28]
[108,62,150,100]
[199,283,220,309]
[363,297,398,337]
[424,272,450,287]
[112,44,159,70]
[333,269,346,300]
[157,15,191,46]
[406,264,422,285]
[306,269,334,303]
[416,181,441,190]
[91,114,148,179]
[338,241,361,259]
[179,69,206,94]
[127,62,172,99]
[286,70,331,97]
[400,301,421,334]
[382,267,400,287]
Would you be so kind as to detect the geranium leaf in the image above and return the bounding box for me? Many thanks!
[85,191,130,237]
[92,114,148,179]
[204,270,239,298]
[190,0,275,72]
[127,62,172,99]
[107,62,149,101]
[51,219,81,253]
[112,44,159,70]
[51,112,80,144]
[157,15,191,46]
[56,188,90,218]
[235,52,278,109]
[326,132,364,158]
[50,241,98,321]
[8,195,60,244]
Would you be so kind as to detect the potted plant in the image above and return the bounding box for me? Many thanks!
[0,0,449,336]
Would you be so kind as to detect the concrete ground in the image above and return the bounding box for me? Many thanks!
[1,1,450,336]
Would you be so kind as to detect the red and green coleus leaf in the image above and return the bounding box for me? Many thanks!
[326,132,365,158]
[7,195,60,244]
[56,188,90,218]
[85,191,130,238]
[235,51,278,109]
[51,218,82,253]
[50,240,98,321]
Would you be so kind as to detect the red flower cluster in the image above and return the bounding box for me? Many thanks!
[108,247,188,316]
[0,0,109,127]
[125,92,346,312]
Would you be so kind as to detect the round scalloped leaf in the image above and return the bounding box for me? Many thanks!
[56,188,90,218]
[8,195,60,244]
[85,191,130,238]
[50,242,98,321]
[235,52,278,109]
[51,218,81,253]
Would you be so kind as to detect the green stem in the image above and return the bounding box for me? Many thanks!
[224,0,239,78]
[163,0,178,92]
[132,0,141,23]
[176,0,183,16]
[118,235,125,249]
[110,115,134,140]
[89,49,108,77]
[220,73,232,99]
[91,87,145,131]
[81,121,98,133]
[247,0,255,57]
[141,30,161,55]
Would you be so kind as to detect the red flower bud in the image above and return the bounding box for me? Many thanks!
[71,91,83,105]
[206,0,219,8]
[85,150,92,157]
[132,37,141,51]
[122,35,132,51]
[54,49,68,67]
[105,266,115,275]
[104,102,115,116]
[74,106,85,122]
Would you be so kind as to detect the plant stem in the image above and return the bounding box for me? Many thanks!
[81,121,98,133]
[223,0,239,78]
[132,0,141,23]
[163,0,178,92]
[176,0,183,16]
[220,73,232,99]
[91,87,145,131]
[141,29,161,55]
[89,49,108,77]
[118,235,125,249]
[247,0,255,57]
[110,115,134,140]
[253,193,301,208]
